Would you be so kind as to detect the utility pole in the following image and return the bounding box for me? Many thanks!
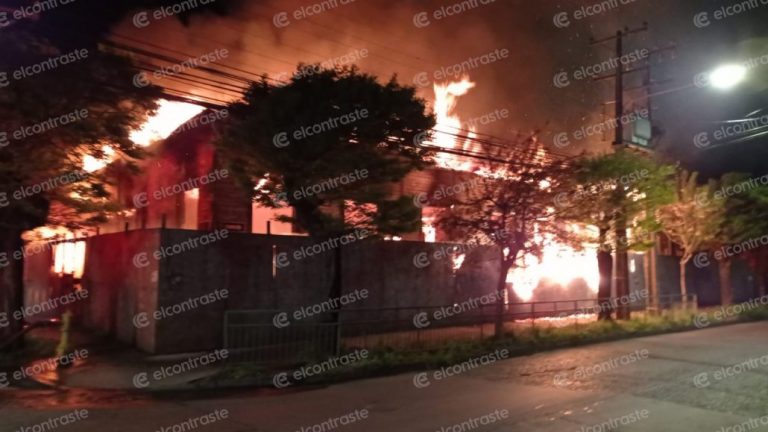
[589,24,646,320]
[590,23,675,320]
[613,29,625,147]
[591,23,651,144]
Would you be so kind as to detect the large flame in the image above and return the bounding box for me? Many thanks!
[130,100,205,147]
[426,76,599,301]
[507,242,599,302]
[82,100,204,173]
[430,77,478,172]
[34,100,206,274]
[25,228,86,278]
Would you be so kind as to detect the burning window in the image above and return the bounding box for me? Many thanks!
[182,188,199,230]
[421,207,440,243]
[53,240,86,279]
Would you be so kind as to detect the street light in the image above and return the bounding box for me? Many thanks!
[709,64,747,90]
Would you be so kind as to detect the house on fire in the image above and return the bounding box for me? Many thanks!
[22,110,761,354]
[98,109,480,242]
[24,109,503,353]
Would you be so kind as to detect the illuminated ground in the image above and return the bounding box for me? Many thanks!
[2,322,768,431]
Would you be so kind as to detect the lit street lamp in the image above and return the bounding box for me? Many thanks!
[709,64,747,90]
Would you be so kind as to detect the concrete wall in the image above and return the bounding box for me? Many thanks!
[80,230,161,352]
[24,226,765,354]
[23,243,58,321]
[148,229,500,353]
[343,240,496,308]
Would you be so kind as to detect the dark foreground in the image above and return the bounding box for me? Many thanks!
[2,321,768,432]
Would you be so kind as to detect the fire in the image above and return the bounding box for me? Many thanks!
[31,100,205,277]
[53,239,86,279]
[425,76,600,301]
[421,208,438,243]
[130,100,205,147]
[82,146,115,173]
[507,242,599,302]
[430,77,478,172]
[81,100,205,173]
[26,228,86,279]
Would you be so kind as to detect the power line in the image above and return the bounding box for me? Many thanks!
[111,34,286,84]
[160,91,229,109]
[113,28,298,73]
[431,128,573,161]
[105,39,278,86]
[415,143,571,169]
[134,63,248,95]
[160,89,231,106]
[111,35,557,160]
[102,38,571,165]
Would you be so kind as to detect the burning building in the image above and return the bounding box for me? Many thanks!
[97,106,484,241]
[20,77,608,353]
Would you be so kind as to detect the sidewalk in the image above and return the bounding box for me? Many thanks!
[2,327,226,391]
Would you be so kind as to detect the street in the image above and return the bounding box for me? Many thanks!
[2,321,767,431]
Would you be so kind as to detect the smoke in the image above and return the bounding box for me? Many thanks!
[114,0,666,155]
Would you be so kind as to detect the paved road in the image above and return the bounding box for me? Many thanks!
[2,322,768,431]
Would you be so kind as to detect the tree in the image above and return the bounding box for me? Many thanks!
[436,136,575,338]
[0,29,161,348]
[718,173,768,302]
[217,65,435,324]
[562,151,674,319]
[217,66,435,237]
[656,171,724,304]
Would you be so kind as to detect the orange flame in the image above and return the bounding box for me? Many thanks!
[82,100,205,173]
[430,77,477,172]
[130,100,205,147]
[424,77,599,301]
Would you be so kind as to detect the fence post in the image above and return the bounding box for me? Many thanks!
[335,319,342,357]
[573,301,578,328]
[223,312,229,361]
